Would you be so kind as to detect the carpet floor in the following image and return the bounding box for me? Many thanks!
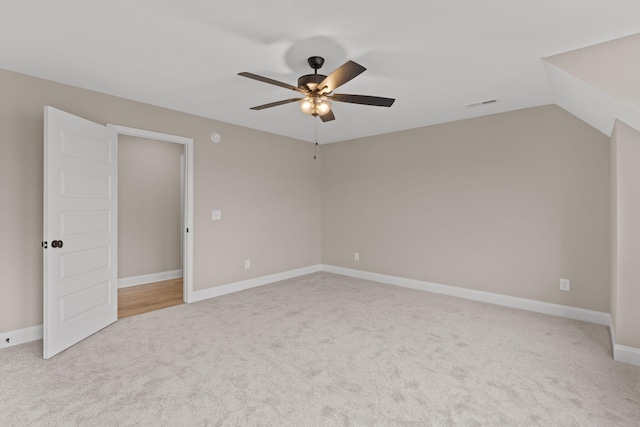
[1,272,639,426]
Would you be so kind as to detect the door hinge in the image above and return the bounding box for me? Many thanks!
[42,241,48,249]
[186,228,189,233]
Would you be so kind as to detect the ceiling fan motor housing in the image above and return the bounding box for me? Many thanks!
[298,56,327,91]
[298,74,326,91]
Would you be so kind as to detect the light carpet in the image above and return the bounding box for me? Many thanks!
[1,272,639,426]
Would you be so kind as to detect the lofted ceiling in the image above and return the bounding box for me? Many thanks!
[1,1,640,144]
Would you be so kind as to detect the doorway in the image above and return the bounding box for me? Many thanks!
[116,134,185,318]
[107,124,194,306]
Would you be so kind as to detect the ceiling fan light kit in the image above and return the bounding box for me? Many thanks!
[238,56,395,123]
[299,97,331,116]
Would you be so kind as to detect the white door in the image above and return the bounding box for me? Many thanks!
[43,106,118,359]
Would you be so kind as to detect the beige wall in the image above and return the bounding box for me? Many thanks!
[118,136,183,279]
[0,67,616,335]
[610,120,640,348]
[322,105,611,312]
[0,68,321,333]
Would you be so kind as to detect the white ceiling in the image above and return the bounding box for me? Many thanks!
[1,1,640,143]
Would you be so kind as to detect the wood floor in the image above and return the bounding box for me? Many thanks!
[118,277,184,319]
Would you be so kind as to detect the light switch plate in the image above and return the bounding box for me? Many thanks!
[211,210,222,221]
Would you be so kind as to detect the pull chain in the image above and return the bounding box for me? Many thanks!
[313,116,319,160]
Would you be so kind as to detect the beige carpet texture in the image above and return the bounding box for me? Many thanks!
[1,272,639,426]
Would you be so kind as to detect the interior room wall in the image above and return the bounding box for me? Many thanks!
[118,136,183,279]
[0,68,321,333]
[321,105,611,312]
[610,120,640,349]
[0,67,615,337]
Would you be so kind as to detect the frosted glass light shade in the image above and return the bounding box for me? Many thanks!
[299,97,331,116]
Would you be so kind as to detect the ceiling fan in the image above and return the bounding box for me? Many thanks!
[238,56,395,122]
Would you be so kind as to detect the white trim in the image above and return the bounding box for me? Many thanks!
[180,155,185,300]
[8,266,639,365]
[1,325,43,349]
[321,265,610,325]
[118,269,183,289]
[613,344,640,367]
[183,138,194,304]
[107,124,194,304]
[189,265,322,303]
[609,316,617,356]
[106,124,192,144]
[609,317,640,367]
[1,265,321,348]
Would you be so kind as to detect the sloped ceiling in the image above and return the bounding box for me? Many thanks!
[544,33,640,136]
[1,1,640,143]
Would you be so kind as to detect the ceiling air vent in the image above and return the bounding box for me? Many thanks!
[464,99,497,108]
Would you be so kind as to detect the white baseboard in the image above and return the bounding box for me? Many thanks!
[0,264,320,349]
[613,344,640,366]
[8,265,637,367]
[609,317,617,355]
[0,266,321,350]
[609,318,640,367]
[0,325,43,349]
[189,264,322,303]
[118,269,183,289]
[321,265,610,326]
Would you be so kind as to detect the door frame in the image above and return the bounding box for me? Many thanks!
[107,124,194,303]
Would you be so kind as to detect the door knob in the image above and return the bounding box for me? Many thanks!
[51,240,63,248]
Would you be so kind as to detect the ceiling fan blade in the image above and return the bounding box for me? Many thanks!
[331,93,395,107]
[238,72,307,94]
[317,61,366,94]
[249,98,303,110]
[320,110,335,122]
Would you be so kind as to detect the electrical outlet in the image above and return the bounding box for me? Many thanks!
[211,210,222,221]
[354,252,359,261]
[244,259,251,269]
[560,278,570,291]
